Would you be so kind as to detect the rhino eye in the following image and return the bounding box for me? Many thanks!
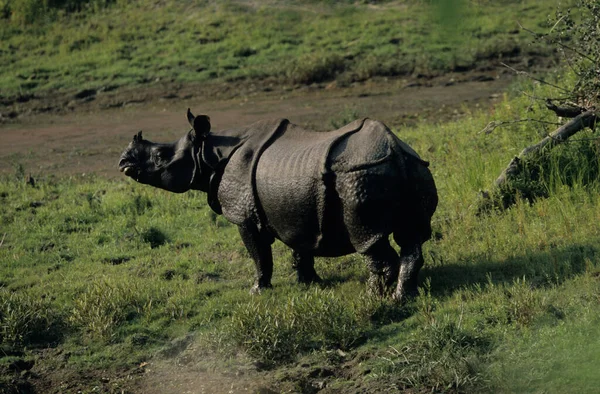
[152,150,169,165]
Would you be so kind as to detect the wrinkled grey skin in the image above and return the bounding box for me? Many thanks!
[119,109,437,301]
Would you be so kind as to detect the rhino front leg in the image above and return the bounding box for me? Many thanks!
[393,243,424,303]
[238,223,274,294]
[362,239,400,297]
[291,250,321,285]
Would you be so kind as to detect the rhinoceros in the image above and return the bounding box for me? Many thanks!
[118,109,437,301]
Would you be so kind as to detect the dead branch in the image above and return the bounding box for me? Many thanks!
[500,63,572,94]
[0,233,5,248]
[494,110,597,188]
[479,118,562,135]
[545,100,587,118]
[521,91,575,103]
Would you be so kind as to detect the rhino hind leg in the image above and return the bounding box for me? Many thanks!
[392,242,424,303]
[238,223,274,294]
[362,239,400,297]
[291,250,321,285]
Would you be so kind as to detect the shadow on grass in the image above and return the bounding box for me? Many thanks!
[318,273,366,288]
[423,243,597,298]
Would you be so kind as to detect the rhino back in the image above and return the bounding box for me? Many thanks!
[253,119,406,255]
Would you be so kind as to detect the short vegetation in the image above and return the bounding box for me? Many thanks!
[3,0,600,393]
[1,0,563,99]
[3,73,600,391]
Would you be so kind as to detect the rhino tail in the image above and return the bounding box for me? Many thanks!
[396,142,430,167]
[385,131,430,168]
[411,156,430,167]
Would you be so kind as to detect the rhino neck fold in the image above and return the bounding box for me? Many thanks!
[188,119,288,216]
[185,143,201,189]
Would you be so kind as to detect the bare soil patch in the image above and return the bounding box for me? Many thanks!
[1,70,512,179]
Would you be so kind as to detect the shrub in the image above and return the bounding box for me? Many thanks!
[549,0,600,107]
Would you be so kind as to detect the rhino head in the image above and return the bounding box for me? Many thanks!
[118,109,211,193]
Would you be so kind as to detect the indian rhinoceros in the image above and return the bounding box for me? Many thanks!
[118,109,437,301]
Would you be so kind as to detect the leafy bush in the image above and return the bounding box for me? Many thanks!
[549,0,600,107]
[483,0,600,208]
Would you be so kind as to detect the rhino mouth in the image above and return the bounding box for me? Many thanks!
[118,161,140,179]
[120,166,135,176]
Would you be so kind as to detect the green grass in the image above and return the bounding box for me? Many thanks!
[0,0,570,98]
[2,70,600,391]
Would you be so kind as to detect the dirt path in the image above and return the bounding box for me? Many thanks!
[0,73,509,179]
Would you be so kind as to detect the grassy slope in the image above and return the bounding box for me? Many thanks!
[3,0,598,392]
[2,74,600,392]
[1,0,563,99]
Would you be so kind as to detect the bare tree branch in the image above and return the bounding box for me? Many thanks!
[501,63,572,94]
[545,100,587,118]
[518,21,597,63]
[479,118,562,135]
[520,91,573,102]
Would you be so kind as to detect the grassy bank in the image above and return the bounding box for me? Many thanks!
[2,72,600,391]
[0,0,567,99]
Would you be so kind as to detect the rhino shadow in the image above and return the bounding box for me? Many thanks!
[422,242,597,298]
[357,243,598,350]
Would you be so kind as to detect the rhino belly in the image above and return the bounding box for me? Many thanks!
[255,145,354,255]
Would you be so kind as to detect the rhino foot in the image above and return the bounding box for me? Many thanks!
[392,286,418,304]
[367,274,387,298]
[297,272,322,285]
[383,264,400,288]
[250,282,273,295]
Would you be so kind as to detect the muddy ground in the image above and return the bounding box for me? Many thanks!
[0,67,517,180]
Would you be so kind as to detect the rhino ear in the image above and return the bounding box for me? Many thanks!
[133,130,143,143]
[187,108,195,128]
[191,115,211,143]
